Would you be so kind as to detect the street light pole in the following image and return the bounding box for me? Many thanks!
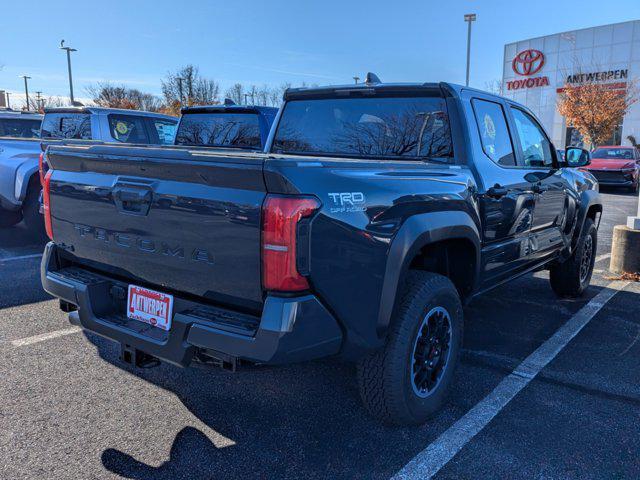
[21,76,31,111]
[60,42,77,105]
[464,13,477,87]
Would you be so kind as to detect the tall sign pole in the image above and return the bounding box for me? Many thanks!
[464,14,477,87]
[21,76,31,110]
[60,41,77,105]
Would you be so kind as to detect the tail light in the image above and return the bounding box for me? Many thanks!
[38,152,49,187]
[262,195,320,292]
[42,170,53,240]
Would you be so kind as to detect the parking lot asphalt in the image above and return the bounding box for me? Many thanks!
[0,188,638,480]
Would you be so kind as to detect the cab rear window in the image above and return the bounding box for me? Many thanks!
[0,118,41,138]
[41,113,91,139]
[272,95,452,160]
[175,113,261,148]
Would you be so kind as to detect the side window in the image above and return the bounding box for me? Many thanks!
[471,99,515,166]
[108,115,150,144]
[510,108,554,168]
[152,119,178,145]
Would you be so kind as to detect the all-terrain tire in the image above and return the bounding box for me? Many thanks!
[21,179,47,242]
[357,271,463,426]
[549,217,597,298]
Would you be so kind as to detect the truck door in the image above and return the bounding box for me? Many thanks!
[508,106,569,260]
[469,98,537,288]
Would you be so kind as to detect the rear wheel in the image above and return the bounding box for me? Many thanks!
[357,271,463,426]
[550,218,597,298]
[21,178,47,241]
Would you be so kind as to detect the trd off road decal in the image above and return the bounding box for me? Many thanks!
[327,192,366,214]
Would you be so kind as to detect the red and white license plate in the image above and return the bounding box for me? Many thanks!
[127,285,174,331]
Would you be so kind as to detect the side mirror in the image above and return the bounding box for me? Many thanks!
[565,146,591,167]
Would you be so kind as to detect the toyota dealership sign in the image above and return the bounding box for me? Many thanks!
[502,21,640,148]
[506,49,550,90]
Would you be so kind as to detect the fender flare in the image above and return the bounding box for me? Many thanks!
[376,211,481,338]
[571,189,602,249]
[14,162,39,204]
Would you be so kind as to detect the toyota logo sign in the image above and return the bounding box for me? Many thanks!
[512,49,545,76]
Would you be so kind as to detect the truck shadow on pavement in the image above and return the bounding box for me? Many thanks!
[102,427,220,479]
[88,274,605,480]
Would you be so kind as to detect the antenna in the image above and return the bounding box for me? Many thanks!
[224,98,236,106]
[365,72,381,84]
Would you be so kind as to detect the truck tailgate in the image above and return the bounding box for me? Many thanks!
[46,145,266,311]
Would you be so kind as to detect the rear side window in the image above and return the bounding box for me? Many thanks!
[108,115,150,144]
[41,113,91,139]
[273,96,452,160]
[175,113,261,148]
[0,118,41,138]
[152,119,178,145]
[471,99,515,167]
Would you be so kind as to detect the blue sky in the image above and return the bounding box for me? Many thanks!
[1,0,639,106]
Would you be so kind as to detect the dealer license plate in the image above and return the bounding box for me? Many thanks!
[127,285,174,331]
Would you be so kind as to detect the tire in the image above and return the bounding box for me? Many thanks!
[549,217,597,298]
[0,209,22,228]
[21,179,47,242]
[357,271,463,426]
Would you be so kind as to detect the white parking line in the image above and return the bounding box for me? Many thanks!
[392,279,629,480]
[0,253,43,263]
[11,327,81,347]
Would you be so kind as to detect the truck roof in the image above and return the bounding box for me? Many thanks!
[180,105,278,116]
[0,109,43,120]
[43,106,176,121]
[283,80,514,106]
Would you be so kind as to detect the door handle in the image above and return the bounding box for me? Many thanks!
[113,184,153,216]
[487,184,509,198]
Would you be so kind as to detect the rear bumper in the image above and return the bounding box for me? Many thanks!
[41,243,343,367]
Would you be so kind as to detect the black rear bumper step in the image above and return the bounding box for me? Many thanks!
[42,242,343,367]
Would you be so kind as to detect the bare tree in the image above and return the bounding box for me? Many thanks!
[161,65,220,111]
[225,82,290,107]
[484,79,504,96]
[86,82,163,111]
[28,95,66,113]
[225,83,245,105]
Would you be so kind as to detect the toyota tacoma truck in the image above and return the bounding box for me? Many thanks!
[41,79,601,426]
[0,107,177,237]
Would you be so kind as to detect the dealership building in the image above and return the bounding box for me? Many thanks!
[501,20,640,148]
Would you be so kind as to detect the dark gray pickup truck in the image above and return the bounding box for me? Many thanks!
[41,79,601,425]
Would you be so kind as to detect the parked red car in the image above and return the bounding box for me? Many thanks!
[585,146,640,192]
